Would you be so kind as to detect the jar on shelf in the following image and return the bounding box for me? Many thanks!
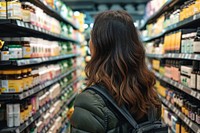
[0,70,23,93]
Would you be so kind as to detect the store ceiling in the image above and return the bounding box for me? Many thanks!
[63,0,149,24]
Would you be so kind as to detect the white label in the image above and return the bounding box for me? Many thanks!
[1,80,8,92]
[190,73,197,89]
[7,113,14,127]
[197,75,200,90]
[1,51,9,61]
[193,41,200,53]
[13,113,20,126]
[9,48,18,59]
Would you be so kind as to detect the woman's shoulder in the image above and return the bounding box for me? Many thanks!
[70,89,107,132]
[73,89,106,116]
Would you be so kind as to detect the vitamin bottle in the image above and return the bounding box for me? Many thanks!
[1,70,23,93]
[190,61,198,90]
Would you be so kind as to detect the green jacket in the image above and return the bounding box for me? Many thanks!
[70,89,160,133]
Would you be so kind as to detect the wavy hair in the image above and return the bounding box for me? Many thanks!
[85,10,160,120]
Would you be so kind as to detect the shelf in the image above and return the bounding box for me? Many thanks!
[139,0,179,30]
[142,12,200,42]
[0,67,77,101]
[0,53,79,67]
[0,77,80,133]
[61,78,81,95]
[0,20,80,43]
[146,54,163,59]
[164,53,200,61]
[154,72,200,101]
[146,53,200,61]
[28,0,79,30]
[0,98,54,133]
[158,95,200,133]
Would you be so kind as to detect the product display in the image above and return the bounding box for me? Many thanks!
[0,0,85,132]
[141,0,200,38]
[142,0,200,132]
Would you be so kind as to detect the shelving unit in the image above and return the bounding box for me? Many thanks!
[0,97,56,133]
[27,0,79,30]
[154,72,200,101]
[0,54,79,67]
[146,53,200,61]
[142,12,200,42]
[0,67,77,101]
[139,0,179,30]
[0,0,85,132]
[158,95,200,133]
[141,0,200,132]
[0,20,80,43]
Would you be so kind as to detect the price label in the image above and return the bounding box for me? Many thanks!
[176,109,179,114]
[191,91,196,97]
[173,108,176,112]
[19,94,23,99]
[188,54,192,59]
[189,122,192,128]
[197,93,200,100]
[16,20,21,26]
[194,54,199,60]
[21,22,25,27]
[184,117,187,123]
[169,103,172,108]
[25,23,29,28]
[16,129,20,133]
[30,117,34,122]
[193,15,197,20]
[187,119,190,125]
[25,121,29,126]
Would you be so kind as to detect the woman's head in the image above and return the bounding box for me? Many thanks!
[86,10,160,119]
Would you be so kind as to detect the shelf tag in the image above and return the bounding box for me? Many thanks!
[189,122,192,128]
[184,117,187,123]
[197,93,200,100]
[169,103,172,108]
[21,22,25,27]
[19,94,23,99]
[178,111,181,116]
[191,91,196,97]
[16,129,20,133]
[30,117,34,122]
[25,121,29,126]
[16,20,21,26]
[193,15,197,20]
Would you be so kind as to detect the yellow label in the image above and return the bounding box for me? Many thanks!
[1,80,23,93]
[25,109,29,120]
[0,2,6,8]
[24,77,29,89]
[28,104,32,116]
[176,123,180,133]
[28,76,33,88]
[20,111,24,123]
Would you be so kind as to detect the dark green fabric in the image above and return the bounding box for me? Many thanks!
[70,89,160,133]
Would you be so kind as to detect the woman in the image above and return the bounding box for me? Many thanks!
[70,10,161,133]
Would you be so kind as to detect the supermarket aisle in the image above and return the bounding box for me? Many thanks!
[140,0,200,133]
[0,0,200,133]
[0,0,86,133]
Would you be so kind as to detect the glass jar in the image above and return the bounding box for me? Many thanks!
[1,70,23,93]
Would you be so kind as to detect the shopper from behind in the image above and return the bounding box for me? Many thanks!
[70,10,165,133]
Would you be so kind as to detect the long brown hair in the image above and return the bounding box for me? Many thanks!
[86,10,160,120]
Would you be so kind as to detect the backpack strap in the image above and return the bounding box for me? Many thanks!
[87,84,139,129]
[148,104,157,122]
